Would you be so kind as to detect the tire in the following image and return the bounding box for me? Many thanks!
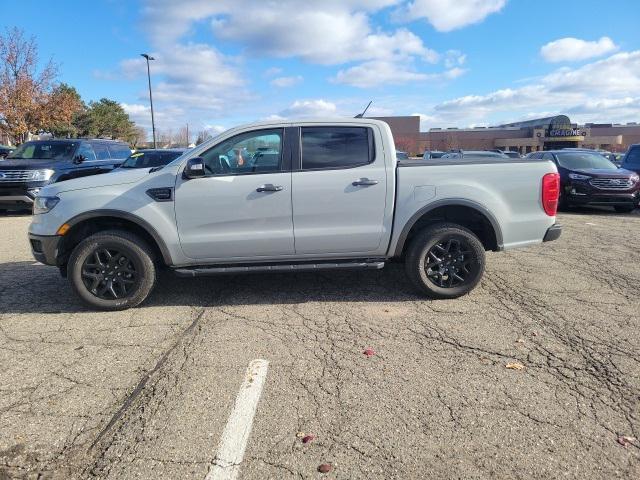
[404,223,486,299]
[68,230,156,310]
[614,205,635,213]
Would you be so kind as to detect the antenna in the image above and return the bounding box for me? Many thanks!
[355,101,372,118]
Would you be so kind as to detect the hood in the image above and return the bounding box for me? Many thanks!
[0,158,70,169]
[572,168,635,178]
[40,168,152,196]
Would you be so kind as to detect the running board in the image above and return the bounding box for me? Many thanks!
[173,261,385,277]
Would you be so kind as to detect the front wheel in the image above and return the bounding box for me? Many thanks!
[614,205,635,213]
[404,223,486,299]
[68,230,156,310]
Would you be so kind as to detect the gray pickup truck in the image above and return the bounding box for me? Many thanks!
[28,119,562,310]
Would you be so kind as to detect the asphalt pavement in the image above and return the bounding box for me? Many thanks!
[1,209,639,479]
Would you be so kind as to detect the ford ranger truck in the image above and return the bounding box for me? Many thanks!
[27,119,562,310]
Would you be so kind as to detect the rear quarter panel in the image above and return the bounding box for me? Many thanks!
[390,160,558,254]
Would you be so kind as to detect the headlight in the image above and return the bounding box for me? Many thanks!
[631,173,640,183]
[33,196,60,214]
[31,169,55,182]
[568,173,591,180]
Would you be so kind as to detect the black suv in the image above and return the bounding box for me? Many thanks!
[0,139,131,211]
[529,150,640,212]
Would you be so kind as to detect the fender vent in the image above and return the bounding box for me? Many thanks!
[146,187,173,202]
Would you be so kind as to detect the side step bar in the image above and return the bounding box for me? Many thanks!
[173,261,385,277]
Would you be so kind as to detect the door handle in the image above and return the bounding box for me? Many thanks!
[352,178,379,186]
[256,184,283,192]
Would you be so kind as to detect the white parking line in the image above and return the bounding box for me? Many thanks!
[205,359,269,480]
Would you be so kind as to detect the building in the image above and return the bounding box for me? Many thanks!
[373,115,640,155]
[371,116,420,153]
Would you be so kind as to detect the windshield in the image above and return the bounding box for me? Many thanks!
[121,150,184,168]
[7,141,77,160]
[556,152,618,170]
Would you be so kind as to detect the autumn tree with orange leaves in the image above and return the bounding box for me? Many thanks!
[0,27,84,143]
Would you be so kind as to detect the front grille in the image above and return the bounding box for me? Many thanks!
[0,170,36,182]
[589,178,634,190]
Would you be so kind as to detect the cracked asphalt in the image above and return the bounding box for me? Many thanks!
[1,209,639,479]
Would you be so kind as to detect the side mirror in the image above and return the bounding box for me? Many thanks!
[73,154,85,164]
[183,157,206,179]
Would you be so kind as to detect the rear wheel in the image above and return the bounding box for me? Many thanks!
[405,223,485,299]
[614,205,635,213]
[68,230,156,310]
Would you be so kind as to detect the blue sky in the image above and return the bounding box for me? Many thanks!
[3,0,639,137]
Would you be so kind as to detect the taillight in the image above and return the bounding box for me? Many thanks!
[542,173,560,216]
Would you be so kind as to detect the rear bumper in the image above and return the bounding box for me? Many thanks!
[543,224,562,243]
[28,233,61,266]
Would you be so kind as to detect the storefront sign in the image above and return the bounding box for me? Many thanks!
[547,128,585,137]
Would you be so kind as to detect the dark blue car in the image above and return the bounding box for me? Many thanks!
[529,150,640,212]
[0,139,131,211]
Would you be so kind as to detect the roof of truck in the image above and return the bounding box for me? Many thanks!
[224,117,391,131]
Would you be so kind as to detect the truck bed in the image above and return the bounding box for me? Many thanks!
[390,157,557,252]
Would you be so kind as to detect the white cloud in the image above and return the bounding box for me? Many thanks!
[279,99,339,118]
[540,36,618,63]
[427,50,640,126]
[333,61,465,88]
[394,0,507,31]
[444,50,466,68]
[270,75,303,87]
[263,67,283,77]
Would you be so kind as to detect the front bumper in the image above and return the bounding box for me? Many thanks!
[0,182,49,209]
[543,224,562,243]
[28,233,61,266]
[563,181,640,207]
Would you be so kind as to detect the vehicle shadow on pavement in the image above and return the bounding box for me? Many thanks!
[559,206,640,216]
[0,261,418,314]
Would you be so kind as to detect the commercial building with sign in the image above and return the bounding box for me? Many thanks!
[373,115,640,155]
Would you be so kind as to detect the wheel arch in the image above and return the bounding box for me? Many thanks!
[57,210,172,266]
[393,199,503,257]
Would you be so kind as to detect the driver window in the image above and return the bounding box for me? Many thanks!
[200,129,283,176]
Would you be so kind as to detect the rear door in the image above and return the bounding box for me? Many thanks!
[174,127,295,260]
[291,125,388,255]
[91,142,118,174]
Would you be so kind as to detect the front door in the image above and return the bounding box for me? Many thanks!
[174,128,295,260]
[291,126,388,255]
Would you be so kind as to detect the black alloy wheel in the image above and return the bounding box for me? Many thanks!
[404,222,486,299]
[424,238,476,288]
[81,247,139,299]
[68,230,156,310]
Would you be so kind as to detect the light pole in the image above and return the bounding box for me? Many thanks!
[140,53,156,148]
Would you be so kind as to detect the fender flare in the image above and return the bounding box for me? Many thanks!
[393,198,504,256]
[63,209,173,265]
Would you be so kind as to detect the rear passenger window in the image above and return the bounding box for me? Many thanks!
[93,144,110,160]
[108,144,132,159]
[301,127,373,170]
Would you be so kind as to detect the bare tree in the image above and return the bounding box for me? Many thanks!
[0,27,58,143]
[131,125,148,148]
[174,126,189,147]
[196,129,213,145]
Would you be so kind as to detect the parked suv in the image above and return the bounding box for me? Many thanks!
[529,150,640,212]
[621,144,640,177]
[0,139,131,211]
